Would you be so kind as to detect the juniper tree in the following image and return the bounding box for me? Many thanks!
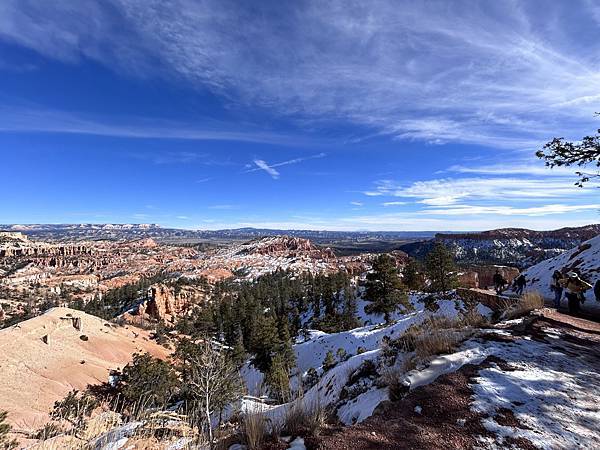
[365,254,410,323]
[50,390,98,429]
[121,353,179,408]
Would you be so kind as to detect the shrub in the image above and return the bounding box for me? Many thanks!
[414,328,467,359]
[0,411,17,449]
[50,390,99,429]
[336,347,348,362]
[304,367,319,389]
[501,291,544,320]
[381,366,409,402]
[241,410,267,450]
[281,397,325,438]
[322,351,336,372]
[34,422,63,440]
[121,353,179,408]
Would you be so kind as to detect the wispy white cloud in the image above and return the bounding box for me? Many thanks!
[350,201,364,207]
[253,159,280,179]
[0,105,309,145]
[382,201,407,207]
[247,153,326,179]
[3,1,600,148]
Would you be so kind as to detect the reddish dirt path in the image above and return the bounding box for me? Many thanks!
[312,310,600,450]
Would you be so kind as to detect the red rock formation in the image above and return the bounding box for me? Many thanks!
[139,284,206,321]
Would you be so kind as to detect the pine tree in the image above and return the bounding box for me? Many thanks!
[265,353,291,403]
[341,281,361,330]
[365,254,410,323]
[322,350,336,371]
[403,258,424,291]
[424,243,458,293]
[249,314,279,373]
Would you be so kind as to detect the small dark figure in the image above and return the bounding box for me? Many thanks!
[493,270,505,294]
[594,280,600,303]
[560,272,592,315]
[551,270,564,309]
[515,274,527,296]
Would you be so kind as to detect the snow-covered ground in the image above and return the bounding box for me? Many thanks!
[471,324,600,449]
[241,293,494,426]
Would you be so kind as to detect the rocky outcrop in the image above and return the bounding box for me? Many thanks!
[138,284,206,321]
[242,236,336,259]
[0,242,93,259]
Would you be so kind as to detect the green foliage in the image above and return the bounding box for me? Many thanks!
[424,243,458,293]
[336,347,348,362]
[536,117,600,187]
[50,390,98,428]
[265,353,291,403]
[322,350,336,372]
[121,353,179,408]
[365,254,410,323]
[403,258,425,291]
[304,367,319,389]
[0,411,17,449]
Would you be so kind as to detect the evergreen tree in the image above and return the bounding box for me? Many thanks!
[365,254,410,323]
[0,411,17,450]
[424,243,458,293]
[403,258,425,291]
[322,350,336,372]
[265,353,291,403]
[249,314,280,373]
[121,353,179,407]
[340,280,361,330]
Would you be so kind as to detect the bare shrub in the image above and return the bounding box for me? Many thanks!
[381,366,409,402]
[414,328,468,359]
[241,411,267,450]
[459,309,488,328]
[501,291,544,320]
[281,396,325,438]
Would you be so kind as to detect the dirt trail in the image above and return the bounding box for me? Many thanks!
[314,310,600,450]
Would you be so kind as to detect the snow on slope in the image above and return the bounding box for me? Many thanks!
[524,234,600,313]
[472,328,600,449]
[242,294,493,426]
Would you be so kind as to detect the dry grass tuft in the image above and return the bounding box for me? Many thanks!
[241,410,268,450]
[414,328,469,359]
[281,396,325,438]
[501,291,544,320]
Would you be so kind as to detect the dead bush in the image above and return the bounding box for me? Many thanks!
[501,291,544,320]
[241,410,267,450]
[281,396,325,438]
[414,328,468,359]
[460,309,488,328]
[381,366,409,402]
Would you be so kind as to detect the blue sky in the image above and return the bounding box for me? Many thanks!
[1,0,599,231]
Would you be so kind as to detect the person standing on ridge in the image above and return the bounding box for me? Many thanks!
[551,270,564,309]
[561,272,592,315]
[493,269,505,294]
[515,273,527,296]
